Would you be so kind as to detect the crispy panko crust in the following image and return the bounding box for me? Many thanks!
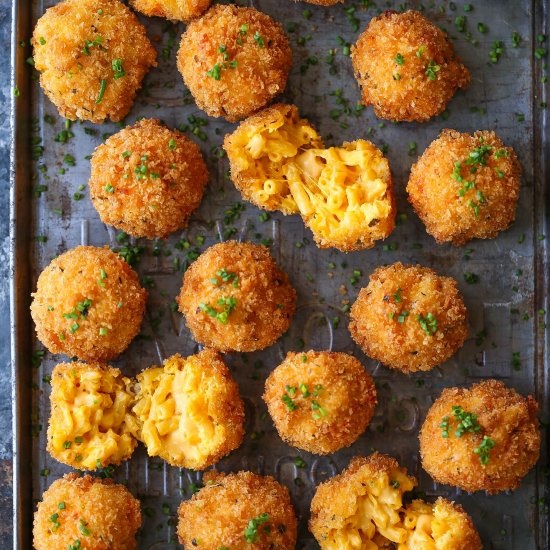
[420,379,541,494]
[263,350,377,454]
[132,349,245,469]
[89,119,208,239]
[177,4,292,122]
[300,0,343,4]
[407,129,522,245]
[30,246,147,362]
[349,262,468,373]
[224,103,324,215]
[351,10,470,122]
[177,241,297,352]
[33,473,142,550]
[48,362,138,470]
[130,0,211,22]
[32,0,157,123]
[177,470,298,549]
[309,454,481,550]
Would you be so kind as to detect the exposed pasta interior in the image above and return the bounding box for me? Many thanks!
[47,363,138,470]
[224,104,395,251]
[225,103,324,214]
[132,349,244,470]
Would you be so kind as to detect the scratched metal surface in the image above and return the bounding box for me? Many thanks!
[11,0,549,548]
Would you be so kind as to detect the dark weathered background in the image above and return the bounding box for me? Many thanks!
[0,1,13,548]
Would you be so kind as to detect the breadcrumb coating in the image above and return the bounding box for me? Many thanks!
[133,349,245,469]
[32,0,157,123]
[349,263,468,373]
[30,246,147,362]
[177,4,292,121]
[407,129,521,245]
[177,470,298,549]
[89,119,208,239]
[47,362,138,470]
[420,379,541,494]
[351,10,470,122]
[300,0,343,4]
[33,473,141,550]
[177,241,297,352]
[309,453,481,550]
[263,350,377,454]
[130,0,211,22]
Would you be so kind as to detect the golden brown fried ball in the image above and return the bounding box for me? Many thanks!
[130,0,211,22]
[177,241,297,352]
[177,4,292,122]
[32,0,156,123]
[349,263,468,373]
[309,453,482,550]
[263,350,377,454]
[31,246,147,362]
[224,103,396,252]
[351,10,470,122]
[420,379,541,494]
[33,473,141,550]
[132,349,245,470]
[177,470,298,549]
[48,362,138,471]
[89,119,208,239]
[407,129,522,245]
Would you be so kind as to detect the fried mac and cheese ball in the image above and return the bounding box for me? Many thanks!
[263,351,377,454]
[349,263,468,373]
[32,0,157,123]
[132,349,245,470]
[351,10,470,122]
[177,5,292,122]
[48,363,138,471]
[224,104,396,252]
[407,129,522,245]
[130,0,211,22]
[89,119,208,239]
[309,453,482,550]
[33,473,141,550]
[177,241,297,352]
[420,380,541,494]
[30,246,147,362]
[177,470,298,549]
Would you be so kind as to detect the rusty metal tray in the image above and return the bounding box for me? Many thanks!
[10,0,550,548]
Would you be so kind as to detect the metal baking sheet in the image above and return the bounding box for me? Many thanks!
[10,0,550,548]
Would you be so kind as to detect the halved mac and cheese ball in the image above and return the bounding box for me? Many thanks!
[224,104,396,252]
[33,473,141,550]
[31,246,147,362]
[177,470,298,549]
[130,0,211,22]
[351,10,470,122]
[420,380,541,494]
[177,4,292,122]
[47,362,138,471]
[407,129,522,245]
[177,241,297,352]
[133,349,245,470]
[263,350,377,454]
[287,140,395,251]
[89,119,208,239]
[309,453,481,550]
[349,263,468,373]
[224,104,324,215]
[32,0,157,123]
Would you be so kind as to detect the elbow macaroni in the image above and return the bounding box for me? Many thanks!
[47,363,138,470]
[224,104,395,252]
